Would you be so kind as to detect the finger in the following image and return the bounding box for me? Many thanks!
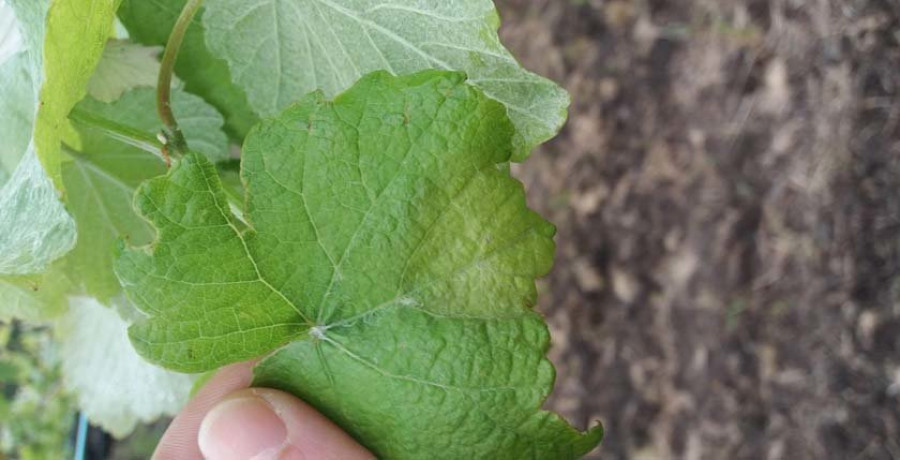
[153,360,257,460]
[198,388,373,460]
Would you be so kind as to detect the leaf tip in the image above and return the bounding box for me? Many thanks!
[576,421,605,456]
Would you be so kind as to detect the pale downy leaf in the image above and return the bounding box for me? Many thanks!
[58,296,193,439]
[201,0,568,160]
[0,1,76,275]
[0,149,76,274]
[0,52,32,186]
[0,0,23,67]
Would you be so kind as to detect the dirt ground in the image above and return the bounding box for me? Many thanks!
[495,0,900,459]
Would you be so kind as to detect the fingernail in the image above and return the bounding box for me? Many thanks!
[198,395,288,460]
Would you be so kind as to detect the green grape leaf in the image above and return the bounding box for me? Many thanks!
[33,0,120,188]
[117,71,600,459]
[117,0,258,139]
[215,158,245,204]
[0,0,76,275]
[200,0,568,161]
[63,87,229,300]
[58,296,193,439]
[86,40,164,103]
[60,149,160,302]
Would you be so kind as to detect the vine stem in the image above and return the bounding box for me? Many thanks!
[157,0,205,162]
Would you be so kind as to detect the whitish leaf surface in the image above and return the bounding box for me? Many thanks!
[0,1,26,180]
[5,0,45,72]
[86,40,164,103]
[58,297,193,438]
[201,0,568,160]
[0,1,23,67]
[117,71,600,459]
[0,0,76,275]
[118,0,258,139]
[0,151,76,274]
[0,52,33,186]
[62,87,228,300]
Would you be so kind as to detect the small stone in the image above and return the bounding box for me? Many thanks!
[573,258,604,292]
[611,267,640,303]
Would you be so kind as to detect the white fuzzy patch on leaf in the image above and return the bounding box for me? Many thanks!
[0,0,24,66]
[58,296,193,438]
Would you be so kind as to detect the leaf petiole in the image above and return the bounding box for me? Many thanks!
[68,106,165,161]
[157,0,205,161]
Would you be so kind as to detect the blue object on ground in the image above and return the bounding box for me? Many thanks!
[74,413,88,460]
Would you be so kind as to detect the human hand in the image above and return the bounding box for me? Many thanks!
[153,361,374,460]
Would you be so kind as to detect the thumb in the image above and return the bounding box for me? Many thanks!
[198,387,373,460]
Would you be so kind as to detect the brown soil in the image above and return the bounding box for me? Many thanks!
[496,0,900,459]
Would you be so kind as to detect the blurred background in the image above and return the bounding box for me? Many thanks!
[499,0,900,459]
[3,0,900,459]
